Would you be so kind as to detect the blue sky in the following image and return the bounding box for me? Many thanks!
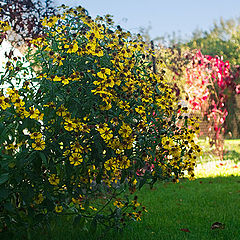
[54,0,240,40]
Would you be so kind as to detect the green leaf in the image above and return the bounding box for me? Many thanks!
[90,218,97,234]
[33,157,42,174]
[138,177,147,190]
[0,187,9,201]
[96,171,102,184]
[39,152,47,165]
[16,150,31,168]
[4,202,14,213]
[120,170,127,184]
[73,214,84,227]
[0,173,9,185]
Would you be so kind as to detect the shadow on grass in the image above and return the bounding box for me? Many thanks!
[224,150,240,163]
[2,176,240,240]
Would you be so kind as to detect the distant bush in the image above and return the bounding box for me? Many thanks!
[156,44,240,159]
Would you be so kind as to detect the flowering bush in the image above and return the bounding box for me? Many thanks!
[0,6,200,233]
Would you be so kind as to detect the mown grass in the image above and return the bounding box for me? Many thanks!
[6,176,238,240]
[197,139,240,164]
[2,139,240,240]
[195,139,240,178]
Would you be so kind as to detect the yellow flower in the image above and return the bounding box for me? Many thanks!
[9,93,20,103]
[122,136,134,150]
[38,113,44,121]
[133,179,137,185]
[97,68,111,79]
[69,153,83,166]
[135,106,145,114]
[78,123,90,133]
[118,156,131,169]
[132,212,142,221]
[161,136,174,150]
[34,193,44,204]
[42,16,58,28]
[15,106,28,119]
[6,88,17,96]
[6,143,19,150]
[132,200,140,207]
[169,146,181,158]
[104,157,117,171]
[0,96,7,110]
[49,174,60,185]
[142,206,148,212]
[24,107,41,120]
[99,102,112,111]
[72,195,83,204]
[107,137,122,153]
[0,21,11,31]
[103,76,115,88]
[70,142,83,153]
[53,55,65,66]
[62,77,70,85]
[0,96,11,110]
[118,122,132,138]
[52,76,62,82]
[43,101,56,108]
[113,200,124,208]
[97,125,113,141]
[62,111,71,120]
[110,117,119,126]
[56,105,68,117]
[64,41,79,53]
[63,150,70,156]
[89,206,97,211]
[55,205,63,213]
[72,42,79,52]
[64,119,76,131]
[118,100,130,112]
[30,132,43,140]
[14,98,25,107]
[32,139,46,151]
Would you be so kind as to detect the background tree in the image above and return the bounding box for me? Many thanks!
[0,0,56,45]
[183,17,240,137]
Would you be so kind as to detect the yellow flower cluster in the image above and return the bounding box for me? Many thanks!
[48,174,60,185]
[0,88,43,121]
[0,20,11,32]
[30,132,45,151]
[104,156,130,171]
[41,15,59,28]
[34,193,44,204]
[45,105,91,166]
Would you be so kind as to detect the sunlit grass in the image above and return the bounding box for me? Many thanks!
[195,160,240,178]
[195,139,240,177]
[196,138,240,157]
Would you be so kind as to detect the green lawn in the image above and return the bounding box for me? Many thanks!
[195,139,240,178]
[197,139,240,164]
[10,177,238,240]
[2,140,240,240]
